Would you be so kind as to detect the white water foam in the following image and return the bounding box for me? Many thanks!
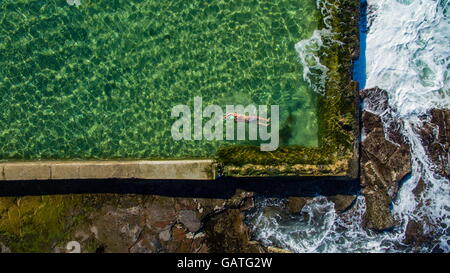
[365,0,450,117]
[247,197,337,253]
[248,0,449,253]
[364,0,450,252]
[295,0,342,95]
[295,30,331,95]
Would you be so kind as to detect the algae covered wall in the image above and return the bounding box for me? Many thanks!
[217,0,360,178]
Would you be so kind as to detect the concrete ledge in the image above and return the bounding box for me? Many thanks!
[0,160,216,181]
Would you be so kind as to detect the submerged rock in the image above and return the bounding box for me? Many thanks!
[287,195,356,214]
[287,197,311,214]
[404,220,433,249]
[326,195,356,213]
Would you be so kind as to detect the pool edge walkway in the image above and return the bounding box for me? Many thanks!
[0,160,216,181]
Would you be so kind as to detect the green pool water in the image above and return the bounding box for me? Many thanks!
[0,0,321,160]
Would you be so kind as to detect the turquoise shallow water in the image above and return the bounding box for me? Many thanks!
[0,0,320,160]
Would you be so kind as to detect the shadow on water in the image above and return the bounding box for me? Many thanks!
[0,176,360,199]
[353,0,367,89]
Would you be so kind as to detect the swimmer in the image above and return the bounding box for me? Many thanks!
[223,112,270,127]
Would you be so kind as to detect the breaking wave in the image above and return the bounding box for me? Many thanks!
[295,0,342,95]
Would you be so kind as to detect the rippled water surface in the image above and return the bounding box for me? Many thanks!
[0,0,321,160]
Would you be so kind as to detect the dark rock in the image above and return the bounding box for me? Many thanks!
[360,87,390,114]
[363,193,394,230]
[412,178,426,198]
[0,242,10,253]
[227,189,255,209]
[431,109,450,144]
[287,197,311,214]
[327,195,356,213]
[405,220,424,245]
[363,128,398,164]
[362,111,383,135]
[387,144,412,183]
[385,117,407,145]
[415,109,450,179]
[204,208,265,253]
[240,197,255,211]
[361,161,395,230]
[86,203,145,253]
[161,224,208,253]
[286,195,356,215]
[431,245,445,253]
[404,219,437,250]
[144,199,177,231]
[177,210,202,233]
[361,128,411,198]
[0,189,263,253]
[360,87,408,145]
[360,87,412,231]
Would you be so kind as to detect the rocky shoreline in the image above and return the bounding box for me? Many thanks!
[359,87,412,230]
[360,87,449,236]
[0,190,267,253]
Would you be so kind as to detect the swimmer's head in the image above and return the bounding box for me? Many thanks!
[226,115,235,121]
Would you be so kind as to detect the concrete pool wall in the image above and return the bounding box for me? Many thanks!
[0,160,216,181]
[0,157,359,181]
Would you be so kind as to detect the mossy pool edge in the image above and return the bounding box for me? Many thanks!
[0,156,356,181]
[217,0,361,179]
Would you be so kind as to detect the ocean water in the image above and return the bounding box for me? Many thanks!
[0,0,320,160]
[248,0,450,252]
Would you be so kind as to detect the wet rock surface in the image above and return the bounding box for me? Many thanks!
[404,220,433,249]
[414,109,450,179]
[0,190,266,253]
[287,195,356,214]
[360,87,412,231]
[326,195,356,213]
[360,87,448,242]
[406,109,449,249]
[204,208,265,253]
[287,197,311,214]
